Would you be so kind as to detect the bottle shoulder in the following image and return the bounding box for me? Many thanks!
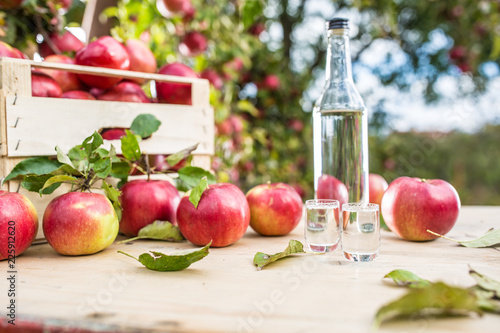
[314,80,365,111]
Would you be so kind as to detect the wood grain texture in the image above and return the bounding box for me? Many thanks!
[4,96,214,157]
[2,206,499,333]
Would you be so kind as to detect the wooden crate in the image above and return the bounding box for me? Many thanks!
[0,57,214,236]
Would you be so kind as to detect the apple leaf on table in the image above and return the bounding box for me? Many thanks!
[116,221,185,244]
[384,269,431,288]
[427,228,500,247]
[469,268,500,297]
[376,268,500,327]
[373,282,482,328]
[118,241,211,271]
[253,240,305,271]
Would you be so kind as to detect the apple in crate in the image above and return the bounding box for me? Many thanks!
[98,81,151,103]
[177,183,250,247]
[316,174,348,207]
[246,183,303,236]
[75,36,130,89]
[39,55,84,92]
[119,180,180,237]
[381,177,461,241]
[39,30,84,57]
[369,173,388,206]
[124,39,157,84]
[43,192,119,255]
[155,62,197,105]
[31,71,62,97]
[62,90,96,100]
[0,191,38,260]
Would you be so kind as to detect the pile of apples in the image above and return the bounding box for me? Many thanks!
[1,31,200,105]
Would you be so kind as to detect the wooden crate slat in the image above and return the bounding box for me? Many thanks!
[4,96,214,158]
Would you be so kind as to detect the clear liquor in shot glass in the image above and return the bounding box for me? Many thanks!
[341,203,380,262]
[304,199,340,253]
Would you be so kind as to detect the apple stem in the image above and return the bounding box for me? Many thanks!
[117,250,139,261]
[115,236,146,245]
[267,180,271,189]
[426,229,459,242]
[145,153,151,181]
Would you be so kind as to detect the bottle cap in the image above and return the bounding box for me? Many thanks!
[327,18,349,30]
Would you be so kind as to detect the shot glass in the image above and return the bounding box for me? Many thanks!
[304,199,340,253]
[341,203,380,262]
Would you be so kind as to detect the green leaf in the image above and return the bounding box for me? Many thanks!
[189,177,209,209]
[82,131,104,160]
[469,268,500,297]
[177,166,216,190]
[3,157,62,183]
[165,143,198,169]
[120,130,142,161]
[384,269,431,288]
[253,240,305,270]
[237,100,259,117]
[373,282,482,328]
[94,158,112,179]
[40,175,79,195]
[241,0,264,29]
[111,161,132,180]
[130,114,161,138]
[21,175,61,195]
[118,241,211,271]
[56,146,75,168]
[427,228,500,247]
[101,181,122,220]
[116,221,185,244]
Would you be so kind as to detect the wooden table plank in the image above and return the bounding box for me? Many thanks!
[2,206,500,332]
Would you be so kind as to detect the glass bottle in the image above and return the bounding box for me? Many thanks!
[313,18,369,206]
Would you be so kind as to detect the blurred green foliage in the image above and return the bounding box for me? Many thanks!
[370,124,500,205]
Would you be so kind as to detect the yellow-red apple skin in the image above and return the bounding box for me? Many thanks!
[43,192,118,255]
[381,177,461,241]
[177,183,250,247]
[246,183,303,236]
[369,173,389,206]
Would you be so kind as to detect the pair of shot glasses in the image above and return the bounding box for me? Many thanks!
[304,199,380,262]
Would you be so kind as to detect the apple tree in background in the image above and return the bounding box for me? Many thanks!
[1,0,500,201]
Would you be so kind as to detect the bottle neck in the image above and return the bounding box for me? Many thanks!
[325,28,353,82]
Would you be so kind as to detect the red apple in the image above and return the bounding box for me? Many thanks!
[162,0,191,14]
[149,154,186,172]
[75,36,130,89]
[316,174,349,207]
[119,180,181,237]
[246,183,303,236]
[39,31,84,57]
[200,69,223,90]
[101,128,127,140]
[0,191,38,260]
[288,119,304,132]
[369,173,388,206]
[155,62,197,105]
[62,90,96,100]
[31,71,62,97]
[179,31,207,57]
[0,0,23,10]
[259,74,280,91]
[124,39,157,84]
[38,55,84,92]
[177,183,250,247]
[43,192,119,255]
[249,22,265,36]
[0,41,26,59]
[381,177,461,241]
[98,81,151,103]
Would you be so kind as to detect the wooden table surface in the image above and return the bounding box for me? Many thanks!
[2,206,500,332]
